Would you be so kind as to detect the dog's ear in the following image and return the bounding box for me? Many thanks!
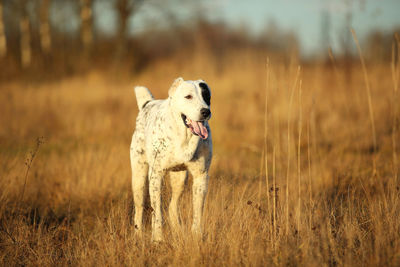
[168,77,184,97]
[198,80,211,106]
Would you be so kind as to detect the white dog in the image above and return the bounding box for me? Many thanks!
[130,77,212,241]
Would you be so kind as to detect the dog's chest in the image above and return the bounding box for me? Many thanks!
[141,102,207,167]
[148,131,200,166]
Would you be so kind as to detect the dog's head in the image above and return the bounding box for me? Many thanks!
[168,77,211,139]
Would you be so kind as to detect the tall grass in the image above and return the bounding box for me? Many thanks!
[351,29,377,170]
[391,34,400,185]
[0,43,400,266]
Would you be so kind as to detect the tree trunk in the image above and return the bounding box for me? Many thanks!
[115,0,131,59]
[0,1,7,58]
[20,5,31,67]
[80,0,92,50]
[39,0,51,53]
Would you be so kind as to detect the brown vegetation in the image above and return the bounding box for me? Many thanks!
[1,33,400,265]
[1,1,400,265]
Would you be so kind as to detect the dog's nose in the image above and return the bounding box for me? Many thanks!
[200,108,211,119]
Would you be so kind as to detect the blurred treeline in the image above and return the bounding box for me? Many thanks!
[0,0,398,82]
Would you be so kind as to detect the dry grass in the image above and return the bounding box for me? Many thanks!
[0,45,400,266]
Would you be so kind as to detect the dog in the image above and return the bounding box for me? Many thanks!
[130,77,212,241]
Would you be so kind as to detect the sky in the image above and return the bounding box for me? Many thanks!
[201,0,400,55]
[46,0,400,56]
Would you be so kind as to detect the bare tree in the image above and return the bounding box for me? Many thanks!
[80,0,93,50]
[114,0,143,58]
[19,0,31,67]
[38,0,51,53]
[0,1,7,58]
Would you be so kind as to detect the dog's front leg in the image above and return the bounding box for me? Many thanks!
[149,167,164,241]
[169,170,187,232]
[191,170,209,235]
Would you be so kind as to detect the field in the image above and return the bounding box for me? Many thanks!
[1,45,400,266]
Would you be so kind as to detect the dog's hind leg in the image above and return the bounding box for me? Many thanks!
[169,170,187,231]
[130,151,148,234]
[148,166,164,241]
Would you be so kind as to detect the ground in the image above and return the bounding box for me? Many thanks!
[0,49,399,266]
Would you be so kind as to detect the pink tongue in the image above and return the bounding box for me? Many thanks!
[189,120,208,139]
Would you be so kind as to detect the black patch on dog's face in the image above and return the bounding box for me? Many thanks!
[199,82,211,106]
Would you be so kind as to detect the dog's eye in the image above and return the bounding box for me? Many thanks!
[185,95,192,99]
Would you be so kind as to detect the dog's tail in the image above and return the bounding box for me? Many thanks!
[134,86,154,111]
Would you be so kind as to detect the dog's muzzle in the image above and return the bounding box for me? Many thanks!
[181,114,209,139]
[200,108,211,121]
